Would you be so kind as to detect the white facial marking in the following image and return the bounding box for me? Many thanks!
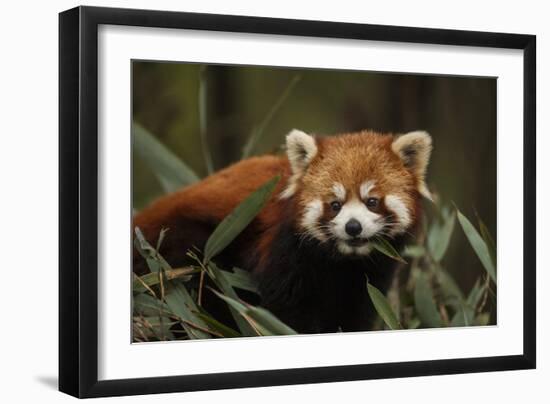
[336,242,354,255]
[336,240,373,256]
[384,194,411,235]
[331,199,383,240]
[355,243,374,255]
[360,180,376,200]
[332,182,346,201]
[279,181,297,199]
[300,199,327,241]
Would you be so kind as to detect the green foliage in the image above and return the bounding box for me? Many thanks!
[478,217,497,267]
[133,186,497,340]
[132,72,497,340]
[133,122,200,193]
[133,267,198,294]
[204,176,280,262]
[210,289,297,336]
[133,177,293,341]
[427,206,456,262]
[163,281,213,339]
[414,272,442,328]
[457,209,496,282]
[367,281,401,330]
[368,204,497,331]
[371,237,407,264]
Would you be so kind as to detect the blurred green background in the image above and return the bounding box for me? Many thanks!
[132,60,496,294]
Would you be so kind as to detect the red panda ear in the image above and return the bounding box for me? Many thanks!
[286,129,318,175]
[391,131,433,200]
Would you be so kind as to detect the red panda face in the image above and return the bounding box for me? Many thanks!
[282,129,432,256]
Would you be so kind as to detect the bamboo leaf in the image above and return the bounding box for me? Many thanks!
[133,273,157,298]
[204,176,280,262]
[134,227,176,274]
[367,281,402,330]
[414,272,442,327]
[428,209,456,262]
[450,278,486,327]
[467,278,484,308]
[207,290,262,335]
[456,209,496,282]
[132,293,173,317]
[133,228,212,339]
[450,304,474,327]
[436,269,464,303]
[133,267,199,293]
[133,316,176,340]
[194,312,242,338]
[136,316,177,328]
[242,75,301,158]
[371,237,407,264]
[185,250,257,335]
[224,267,259,294]
[203,262,257,335]
[164,281,212,339]
[478,217,497,268]
[408,318,421,329]
[475,313,491,326]
[209,289,297,336]
[133,122,200,193]
[134,228,161,273]
[246,306,298,336]
[156,227,169,252]
[403,245,426,258]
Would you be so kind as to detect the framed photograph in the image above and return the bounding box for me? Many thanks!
[59,6,536,398]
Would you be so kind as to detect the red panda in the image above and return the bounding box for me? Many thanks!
[133,129,432,334]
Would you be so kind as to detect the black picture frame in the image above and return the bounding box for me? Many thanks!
[59,5,536,398]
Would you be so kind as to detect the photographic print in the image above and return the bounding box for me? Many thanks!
[131,61,497,341]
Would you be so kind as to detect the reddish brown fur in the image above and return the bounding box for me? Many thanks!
[133,156,293,275]
[133,130,429,333]
[134,155,289,242]
[134,131,424,272]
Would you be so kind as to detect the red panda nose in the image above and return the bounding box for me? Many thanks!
[345,219,363,237]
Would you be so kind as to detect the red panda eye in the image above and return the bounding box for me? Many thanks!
[366,197,379,208]
[330,201,342,212]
